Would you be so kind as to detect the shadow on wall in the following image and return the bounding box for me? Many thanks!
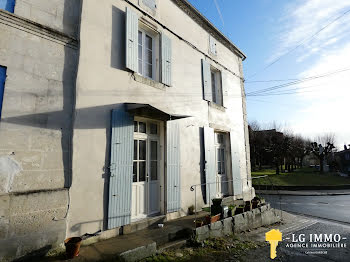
[62,0,82,188]
[199,127,207,204]
[111,6,126,70]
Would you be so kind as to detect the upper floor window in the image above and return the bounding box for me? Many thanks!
[126,7,172,86]
[202,59,223,106]
[138,30,155,79]
[211,68,223,105]
[0,0,15,13]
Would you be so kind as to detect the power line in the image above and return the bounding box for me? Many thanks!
[246,7,350,80]
[246,67,350,96]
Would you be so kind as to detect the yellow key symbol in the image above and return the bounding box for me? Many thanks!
[265,229,282,259]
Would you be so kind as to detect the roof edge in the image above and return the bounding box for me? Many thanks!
[171,0,246,60]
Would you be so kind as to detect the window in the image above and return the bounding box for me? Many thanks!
[0,66,6,119]
[126,7,172,86]
[345,153,350,161]
[210,68,223,106]
[0,0,15,13]
[138,29,155,79]
[133,140,146,182]
[134,121,146,133]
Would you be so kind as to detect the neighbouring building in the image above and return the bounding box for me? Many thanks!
[335,146,350,175]
[0,0,81,260]
[0,0,254,260]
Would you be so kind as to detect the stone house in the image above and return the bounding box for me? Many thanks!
[0,0,254,260]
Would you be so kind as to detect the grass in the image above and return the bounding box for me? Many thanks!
[143,236,263,262]
[252,167,350,186]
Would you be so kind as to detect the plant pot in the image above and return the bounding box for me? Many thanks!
[212,198,223,206]
[235,207,244,215]
[195,219,204,228]
[64,237,82,259]
[252,200,259,209]
[210,214,221,223]
[244,201,252,212]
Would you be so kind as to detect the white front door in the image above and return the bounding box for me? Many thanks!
[132,120,161,220]
[215,133,228,197]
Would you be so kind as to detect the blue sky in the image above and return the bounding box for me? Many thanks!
[188,0,350,148]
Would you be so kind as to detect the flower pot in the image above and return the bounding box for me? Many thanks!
[210,214,221,223]
[212,198,223,206]
[252,200,259,209]
[64,237,82,259]
[235,207,244,215]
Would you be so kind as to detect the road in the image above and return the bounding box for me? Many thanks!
[262,194,350,223]
[242,217,350,262]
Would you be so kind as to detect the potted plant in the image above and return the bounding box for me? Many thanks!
[252,197,260,209]
[235,205,244,215]
[244,201,252,212]
[228,204,236,216]
[188,205,195,215]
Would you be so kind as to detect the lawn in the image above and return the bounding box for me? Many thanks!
[252,167,350,186]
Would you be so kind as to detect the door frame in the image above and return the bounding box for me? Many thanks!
[132,117,165,220]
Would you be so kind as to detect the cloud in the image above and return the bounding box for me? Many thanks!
[269,0,350,63]
[273,0,350,148]
[291,43,350,148]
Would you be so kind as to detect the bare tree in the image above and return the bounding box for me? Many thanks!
[310,134,336,172]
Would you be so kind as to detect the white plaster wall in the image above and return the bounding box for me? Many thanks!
[68,0,251,236]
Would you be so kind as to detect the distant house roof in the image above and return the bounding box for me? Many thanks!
[172,0,246,60]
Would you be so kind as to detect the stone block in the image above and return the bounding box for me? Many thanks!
[120,242,157,262]
[195,225,209,241]
[8,207,66,237]
[12,151,42,171]
[232,214,248,233]
[10,170,65,192]
[9,189,68,215]
[261,209,281,226]
[222,217,233,235]
[0,218,9,239]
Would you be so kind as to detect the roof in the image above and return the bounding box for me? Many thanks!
[172,0,246,60]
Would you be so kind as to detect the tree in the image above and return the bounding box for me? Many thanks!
[310,141,335,173]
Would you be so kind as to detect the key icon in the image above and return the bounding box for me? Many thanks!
[265,229,282,259]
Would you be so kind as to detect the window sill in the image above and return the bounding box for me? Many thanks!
[133,74,166,91]
[208,101,226,112]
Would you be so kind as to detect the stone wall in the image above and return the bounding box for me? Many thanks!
[0,7,79,261]
[195,204,281,241]
[14,0,82,37]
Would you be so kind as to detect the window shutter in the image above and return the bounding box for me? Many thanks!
[202,59,212,101]
[161,32,172,86]
[108,105,134,229]
[125,7,138,72]
[0,66,6,119]
[230,131,242,195]
[204,127,216,203]
[209,35,217,55]
[142,0,156,10]
[166,120,180,213]
[0,0,15,13]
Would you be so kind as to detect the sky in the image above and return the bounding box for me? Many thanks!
[188,0,350,149]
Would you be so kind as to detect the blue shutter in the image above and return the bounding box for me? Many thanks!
[202,59,212,101]
[230,132,242,195]
[108,105,134,229]
[0,0,15,13]
[0,66,6,119]
[161,32,172,86]
[204,127,216,203]
[166,121,180,213]
[126,7,138,72]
